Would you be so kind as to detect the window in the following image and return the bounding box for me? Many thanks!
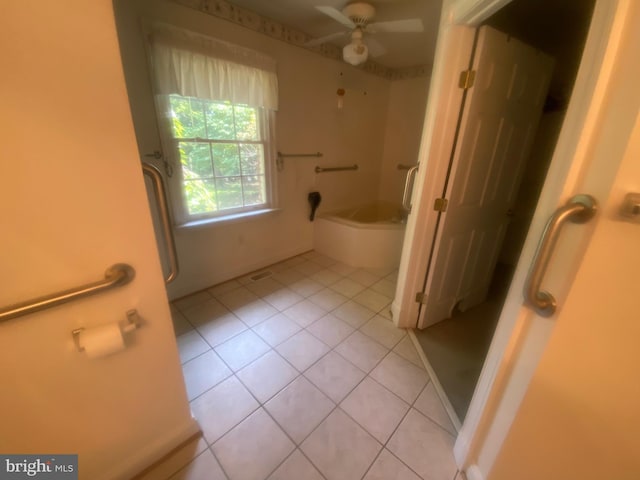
[165,95,269,218]
[148,23,278,224]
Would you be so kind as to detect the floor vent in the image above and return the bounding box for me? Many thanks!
[249,270,273,282]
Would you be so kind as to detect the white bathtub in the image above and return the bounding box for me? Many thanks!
[313,203,406,269]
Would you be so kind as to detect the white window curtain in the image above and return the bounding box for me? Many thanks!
[148,22,278,111]
[145,22,279,224]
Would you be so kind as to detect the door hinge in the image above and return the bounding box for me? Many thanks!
[415,292,428,304]
[458,69,476,89]
[434,198,448,212]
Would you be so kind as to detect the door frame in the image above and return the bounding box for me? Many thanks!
[418,24,555,329]
[392,0,629,477]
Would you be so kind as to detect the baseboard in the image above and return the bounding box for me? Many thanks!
[99,416,201,480]
[465,465,485,480]
[167,245,312,300]
[390,300,402,326]
[454,423,474,465]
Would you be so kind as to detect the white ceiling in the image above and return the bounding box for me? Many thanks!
[225,0,443,69]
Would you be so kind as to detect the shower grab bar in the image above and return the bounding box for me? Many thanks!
[397,163,418,170]
[143,163,179,284]
[402,165,419,212]
[315,164,358,173]
[0,264,135,322]
[275,152,323,172]
[277,152,323,158]
[523,194,597,317]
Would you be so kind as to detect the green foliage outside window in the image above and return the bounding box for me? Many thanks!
[167,95,267,216]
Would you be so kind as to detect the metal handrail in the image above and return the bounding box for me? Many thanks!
[315,164,358,173]
[524,194,597,316]
[276,152,323,172]
[402,165,419,212]
[397,163,418,170]
[143,163,179,284]
[277,151,323,158]
[0,264,135,322]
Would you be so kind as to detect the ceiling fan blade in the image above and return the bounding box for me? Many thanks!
[316,6,356,29]
[367,18,424,33]
[305,31,349,47]
[366,37,387,57]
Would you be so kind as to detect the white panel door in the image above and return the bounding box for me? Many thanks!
[419,26,554,327]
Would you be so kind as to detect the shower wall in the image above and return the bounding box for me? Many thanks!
[115,0,428,299]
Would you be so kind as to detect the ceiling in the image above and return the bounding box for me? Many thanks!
[219,0,594,76]
[224,0,443,69]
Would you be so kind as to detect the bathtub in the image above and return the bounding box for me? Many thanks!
[313,203,406,269]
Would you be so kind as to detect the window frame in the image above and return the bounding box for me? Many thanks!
[157,94,277,226]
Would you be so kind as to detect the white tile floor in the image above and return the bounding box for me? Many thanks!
[140,252,462,480]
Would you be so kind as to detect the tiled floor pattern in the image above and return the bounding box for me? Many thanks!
[141,252,462,480]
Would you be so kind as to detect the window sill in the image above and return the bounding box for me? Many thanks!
[176,208,282,230]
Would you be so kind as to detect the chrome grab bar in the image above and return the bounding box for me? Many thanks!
[397,163,418,171]
[277,151,323,158]
[402,165,419,212]
[524,194,597,317]
[315,164,358,173]
[0,264,135,322]
[143,163,179,284]
[276,152,323,172]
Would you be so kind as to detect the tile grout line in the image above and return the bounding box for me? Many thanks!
[185,284,404,429]
[173,253,409,479]
[331,343,438,479]
[206,445,231,480]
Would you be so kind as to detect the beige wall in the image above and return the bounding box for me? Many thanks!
[0,1,195,478]
[114,0,399,299]
[379,77,430,205]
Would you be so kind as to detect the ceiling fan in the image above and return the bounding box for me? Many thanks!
[306,2,424,66]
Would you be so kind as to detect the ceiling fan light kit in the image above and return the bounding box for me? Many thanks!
[312,2,424,67]
[343,28,368,65]
[343,41,368,65]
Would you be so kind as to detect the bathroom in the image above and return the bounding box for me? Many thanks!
[113,1,455,477]
[3,0,638,478]
[114,0,434,301]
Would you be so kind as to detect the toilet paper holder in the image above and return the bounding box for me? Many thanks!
[72,309,141,353]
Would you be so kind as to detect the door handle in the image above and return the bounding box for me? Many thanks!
[402,165,419,212]
[524,194,597,316]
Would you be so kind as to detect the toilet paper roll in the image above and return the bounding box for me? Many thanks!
[78,323,125,359]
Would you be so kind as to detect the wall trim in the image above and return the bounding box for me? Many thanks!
[167,244,312,299]
[451,0,513,24]
[99,417,201,480]
[465,465,486,480]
